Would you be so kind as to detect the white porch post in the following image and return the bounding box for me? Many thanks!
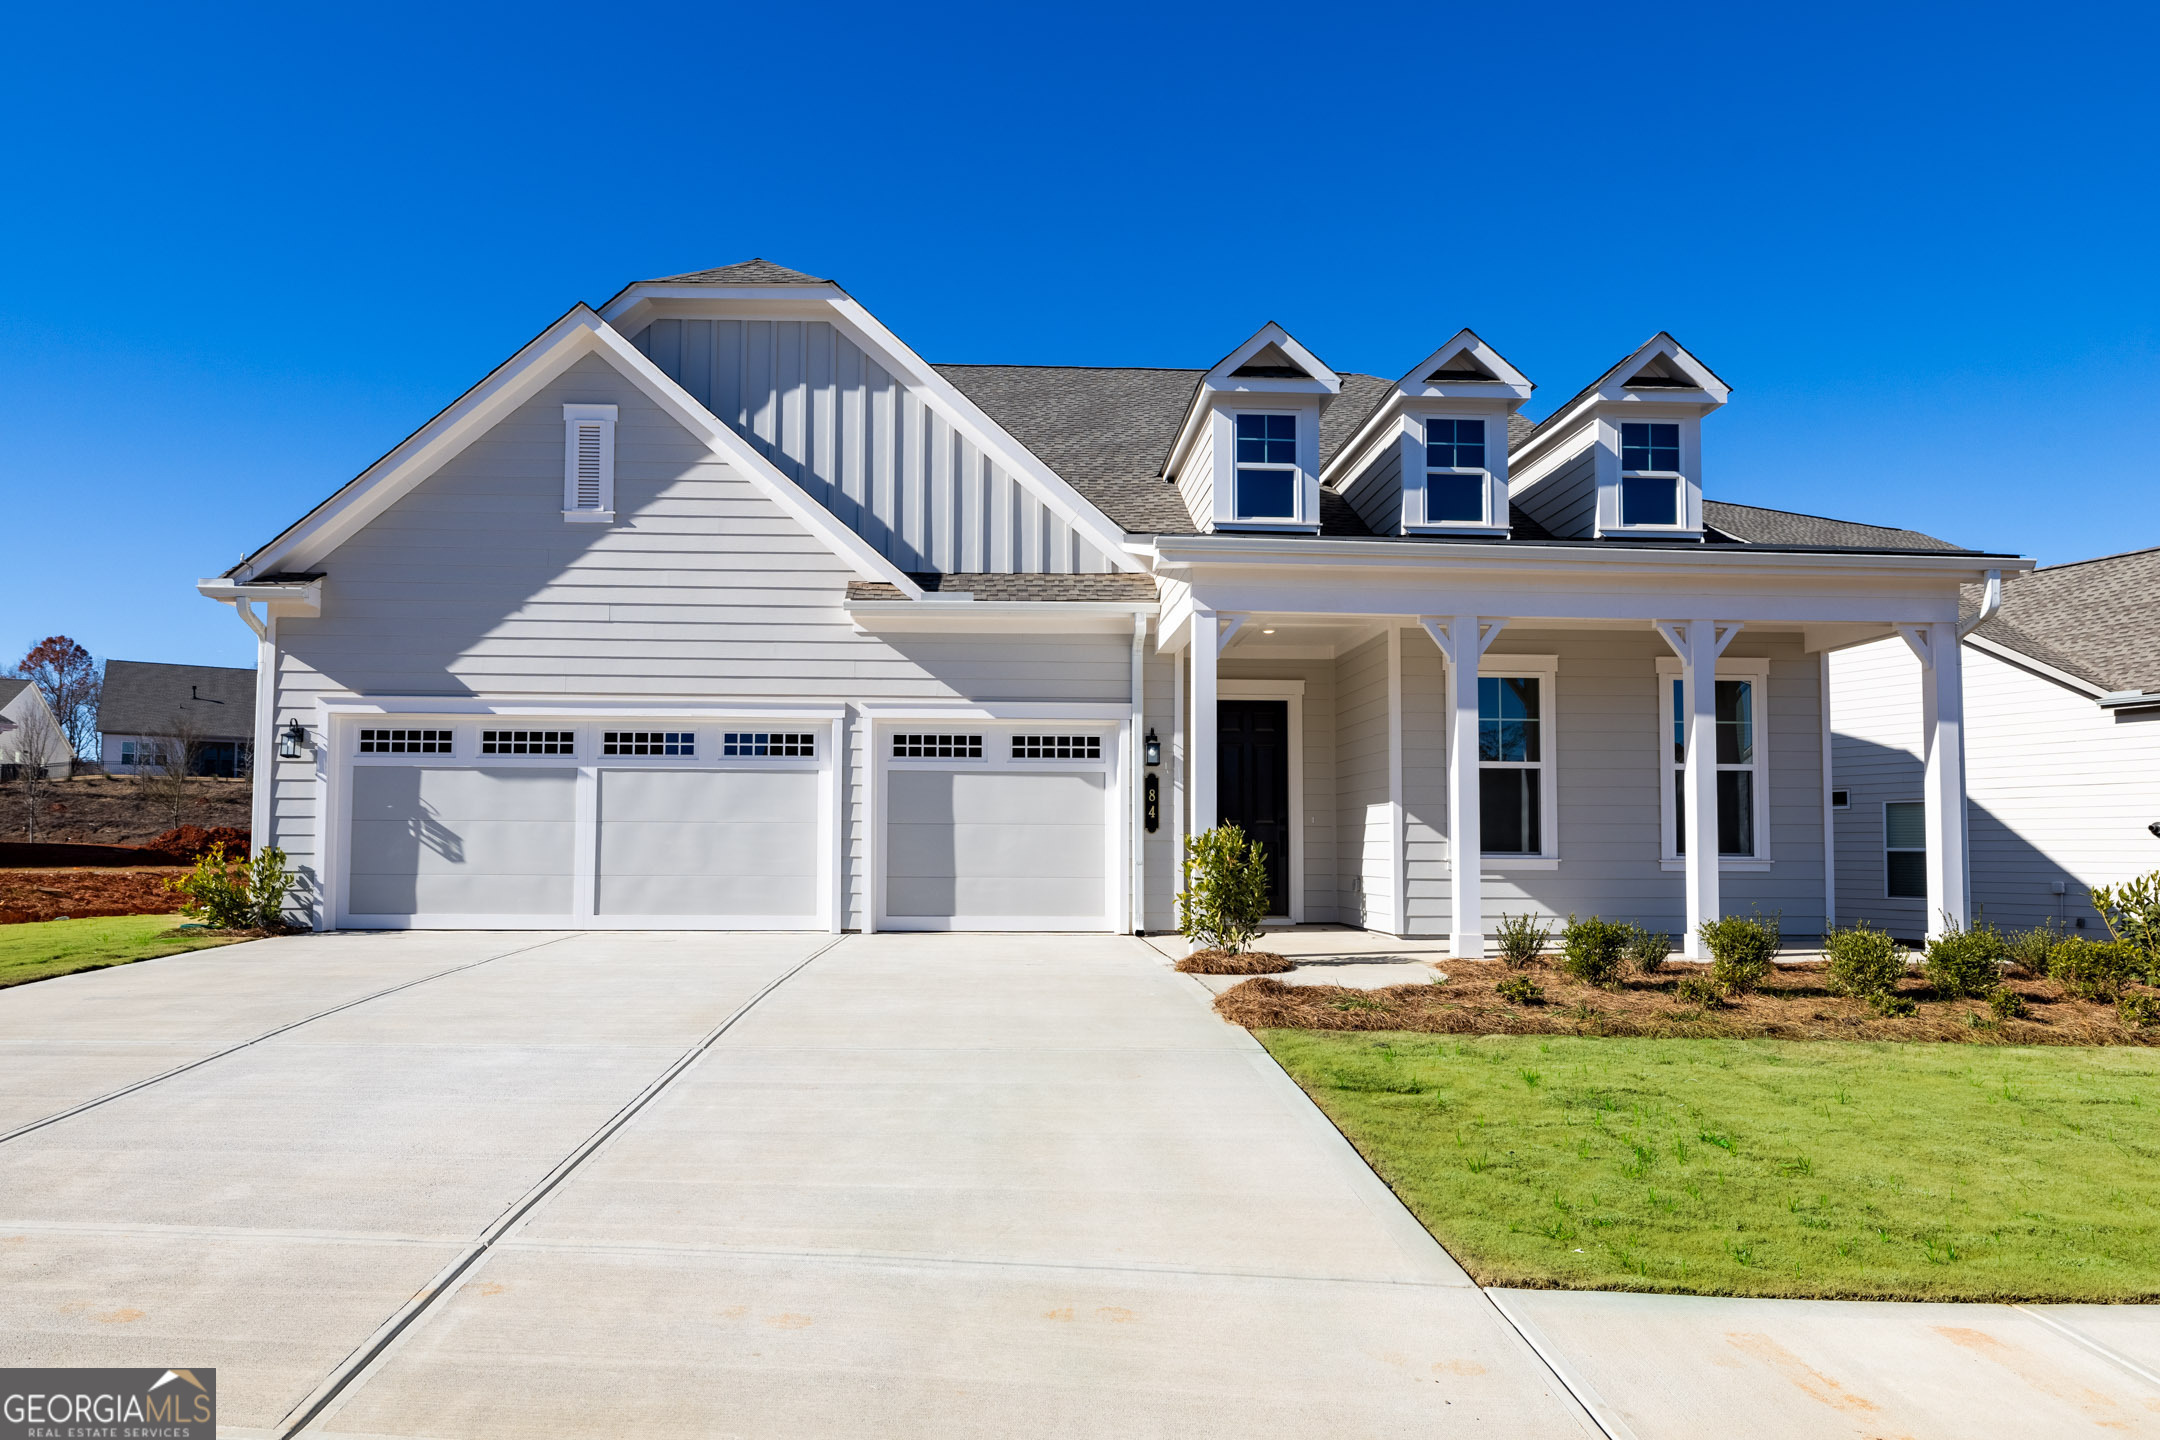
[1658,619,1740,959]
[1446,614,1483,958]
[1191,608,1218,836]
[1904,621,1970,938]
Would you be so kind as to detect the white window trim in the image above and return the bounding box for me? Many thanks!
[1416,414,1498,530]
[1884,798,1927,900]
[563,403,618,522]
[1656,655,1772,871]
[1464,654,1560,867]
[1598,414,1701,537]
[1227,409,1304,524]
[1219,678,1307,923]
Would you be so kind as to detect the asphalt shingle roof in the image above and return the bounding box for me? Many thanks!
[647,258,831,286]
[847,573,1161,602]
[1701,501,1959,552]
[1961,546,2160,694]
[98,660,256,739]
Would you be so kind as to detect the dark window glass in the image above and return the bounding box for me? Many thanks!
[1887,850,1927,899]
[1671,678,1686,762]
[1427,471,1485,523]
[1234,412,1297,465]
[1478,677,1540,762]
[1621,474,1679,526]
[1425,417,1486,470]
[1715,680,1753,764]
[1621,421,1681,471]
[1481,768,1541,854]
[1717,770,1754,856]
[1675,771,1686,856]
[1885,801,1927,898]
[1235,467,1296,518]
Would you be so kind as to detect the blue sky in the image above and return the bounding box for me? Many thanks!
[3,1,2155,670]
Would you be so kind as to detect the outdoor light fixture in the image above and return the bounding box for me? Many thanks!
[279,720,310,760]
[1144,728,1161,767]
[2149,821,2160,840]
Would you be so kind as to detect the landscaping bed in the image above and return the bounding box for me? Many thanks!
[0,914,247,988]
[1217,959,2160,1046]
[1260,1030,2160,1301]
[0,867,193,924]
[1176,948,1293,975]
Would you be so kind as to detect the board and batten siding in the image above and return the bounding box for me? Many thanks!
[267,352,1134,925]
[1832,636,2160,936]
[1512,448,1596,539]
[631,318,1117,576]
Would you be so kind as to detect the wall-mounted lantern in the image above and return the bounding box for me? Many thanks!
[279,720,311,760]
[1144,728,1161,767]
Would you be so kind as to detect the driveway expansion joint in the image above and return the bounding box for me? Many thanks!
[2017,1305,2160,1392]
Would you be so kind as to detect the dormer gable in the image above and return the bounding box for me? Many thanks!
[1163,323,1340,533]
[1323,330,1534,538]
[1508,333,1729,541]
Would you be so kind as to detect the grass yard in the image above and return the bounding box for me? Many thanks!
[0,914,243,989]
[1262,1029,2160,1302]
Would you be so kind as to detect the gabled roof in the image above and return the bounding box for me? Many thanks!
[1702,501,1959,552]
[1322,329,1535,493]
[1961,545,2160,694]
[99,660,256,739]
[1515,332,1731,454]
[645,257,832,286]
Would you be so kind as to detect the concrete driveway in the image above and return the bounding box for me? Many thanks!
[0,931,1598,1438]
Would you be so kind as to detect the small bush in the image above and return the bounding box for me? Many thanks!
[1492,912,1551,969]
[1823,920,1906,999]
[2091,871,2160,977]
[1495,973,1544,1006]
[1626,925,1673,975]
[1870,991,1919,1018]
[1988,987,2028,1021]
[166,842,295,931]
[1700,911,1780,995]
[1924,924,2006,999]
[2118,992,2160,1030]
[2002,920,2065,977]
[1674,975,1723,1009]
[2051,938,2140,1002]
[1560,914,1630,988]
[1178,826,1271,954]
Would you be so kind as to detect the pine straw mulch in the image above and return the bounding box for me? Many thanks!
[1215,959,2160,1047]
[1176,948,1295,975]
[0,867,192,924]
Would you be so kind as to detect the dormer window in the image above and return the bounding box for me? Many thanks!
[1619,422,1681,527]
[1234,413,1299,519]
[1424,418,1489,523]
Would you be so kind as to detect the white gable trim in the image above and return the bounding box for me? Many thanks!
[1321,329,1534,492]
[1163,322,1342,484]
[1963,632,2110,699]
[229,306,922,597]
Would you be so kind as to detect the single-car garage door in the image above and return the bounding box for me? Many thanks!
[596,768,821,922]
[348,765,578,921]
[881,729,1114,930]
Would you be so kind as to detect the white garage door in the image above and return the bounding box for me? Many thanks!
[882,730,1113,930]
[348,766,578,921]
[597,768,821,921]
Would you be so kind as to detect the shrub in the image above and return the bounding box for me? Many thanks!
[1626,925,1673,975]
[1924,923,2006,999]
[1823,920,1906,999]
[165,842,294,931]
[1700,911,1780,995]
[1987,987,2028,1021]
[2002,920,2065,977]
[2050,938,2140,1002]
[2119,992,2160,1030]
[2091,871,2160,976]
[1674,975,1723,1009]
[1177,825,1271,954]
[1559,915,1630,988]
[1870,991,1919,1018]
[1493,912,1551,969]
[1495,973,1544,1006]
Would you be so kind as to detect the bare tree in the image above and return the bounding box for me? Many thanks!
[138,712,206,832]
[13,637,100,760]
[8,708,66,844]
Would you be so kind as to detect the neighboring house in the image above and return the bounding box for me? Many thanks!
[98,660,257,777]
[0,678,70,780]
[198,258,2024,950]
[1831,547,2160,940]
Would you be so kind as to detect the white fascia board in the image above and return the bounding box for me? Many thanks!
[1510,334,1729,473]
[229,307,921,597]
[1152,533,2027,580]
[822,297,1140,571]
[596,283,846,334]
[848,600,1158,635]
[1399,330,1535,396]
[1617,333,1729,400]
[195,576,322,613]
[1165,322,1343,480]
[1963,633,2111,699]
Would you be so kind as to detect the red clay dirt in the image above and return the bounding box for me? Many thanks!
[0,774,249,848]
[0,868,191,924]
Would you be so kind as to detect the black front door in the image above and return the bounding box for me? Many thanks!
[1218,700,1291,916]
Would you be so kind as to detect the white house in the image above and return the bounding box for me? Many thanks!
[97,660,257,776]
[1830,547,2160,940]
[0,679,69,780]
[200,258,2025,953]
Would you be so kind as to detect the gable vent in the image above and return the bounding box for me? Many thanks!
[562,403,618,521]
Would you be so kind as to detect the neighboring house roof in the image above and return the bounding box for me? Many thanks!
[1960,546,2160,694]
[99,660,256,739]
[1702,501,1959,552]
[0,678,29,709]
[847,573,1161,602]
[645,257,832,287]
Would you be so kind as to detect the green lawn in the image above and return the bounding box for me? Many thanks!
[0,914,242,989]
[1261,1029,2160,1302]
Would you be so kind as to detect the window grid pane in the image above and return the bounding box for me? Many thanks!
[721,732,816,757]
[1425,417,1486,470]
[1426,471,1485,523]
[1621,474,1679,526]
[1477,677,1540,762]
[1235,467,1296,518]
[602,731,693,756]
[480,729,574,755]
[1010,734,1101,760]
[358,728,452,755]
[1715,680,1753,763]
[1480,768,1541,855]
[892,734,983,759]
[1620,421,1681,471]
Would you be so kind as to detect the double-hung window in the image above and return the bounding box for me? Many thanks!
[1619,421,1682,527]
[1659,660,1769,860]
[1233,413,1299,520]
[1424,418,1488,524]
[1478,675,1546,855]
[1884,802,1926,898]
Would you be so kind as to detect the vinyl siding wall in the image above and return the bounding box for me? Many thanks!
[1341,442,1404,536]
[1513,447,1597,539]
[1401,628,1451,932]
[1826,639,1927,937]
[631,318,1117,576]
[1335,633,1393,928]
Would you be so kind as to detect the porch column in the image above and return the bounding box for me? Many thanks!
[1658,619,1740,959]
[1445,614,1483,958]
[1191,608,1218,835]
[1904,621,1969,938]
